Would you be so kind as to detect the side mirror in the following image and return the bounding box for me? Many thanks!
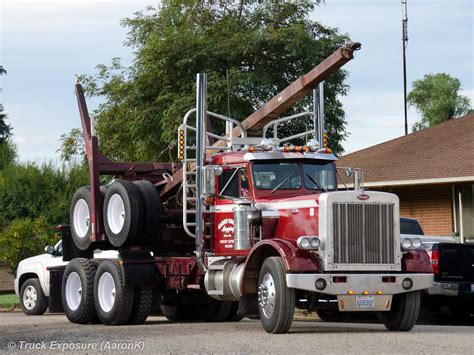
[44,245,55,255]
[203,165,223,196]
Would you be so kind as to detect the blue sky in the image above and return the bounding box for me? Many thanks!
[1,0,472,162]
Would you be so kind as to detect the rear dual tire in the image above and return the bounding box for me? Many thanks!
[70,186,107,251]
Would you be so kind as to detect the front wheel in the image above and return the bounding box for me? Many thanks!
[381,291,421,331]
[257,257,295,334]
[20,278,48,315]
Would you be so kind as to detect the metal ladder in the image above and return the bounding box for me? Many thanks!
[179,100,246,239]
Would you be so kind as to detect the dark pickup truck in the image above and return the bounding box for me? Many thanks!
[401,217,474,317]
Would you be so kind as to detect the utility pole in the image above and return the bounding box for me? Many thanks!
[402,0,409,135]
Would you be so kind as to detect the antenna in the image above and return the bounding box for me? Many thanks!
[402,0,409,135]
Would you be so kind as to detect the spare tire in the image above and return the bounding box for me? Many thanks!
[70,186,107,251]
[133,180,161,244]
[103,180,143,247]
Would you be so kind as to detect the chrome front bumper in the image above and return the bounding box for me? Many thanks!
[286,273,434,295]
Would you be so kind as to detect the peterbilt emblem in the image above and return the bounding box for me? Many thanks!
[357,194,369,201]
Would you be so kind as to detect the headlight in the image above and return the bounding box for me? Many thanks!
[297,236,320,250]
[401,238,412,250]
[411,238,422,249]
[310,237,320,249]
[298,237,311,249]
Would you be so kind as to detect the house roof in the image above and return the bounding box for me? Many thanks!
[337,113,474,187]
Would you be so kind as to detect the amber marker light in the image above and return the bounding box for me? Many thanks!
[347,290,354,295]
[283,146,291,152]
[301,146,308,152]
[325,148,332,154]
[248,146,256,153]
[376,291,383,295]
[362,291,370,295]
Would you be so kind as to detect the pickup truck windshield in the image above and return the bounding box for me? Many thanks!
[252,161,336,191]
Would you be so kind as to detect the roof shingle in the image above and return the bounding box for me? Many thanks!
[337,113,474,184]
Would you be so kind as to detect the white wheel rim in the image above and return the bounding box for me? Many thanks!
[65,272,82,311]
[73,199,90,238]
[258,273,276,319]
[107,194,125,234]
[23,285,38,310]
[98,272,116,313]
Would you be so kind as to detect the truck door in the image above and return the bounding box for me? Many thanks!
[212,166,251,256]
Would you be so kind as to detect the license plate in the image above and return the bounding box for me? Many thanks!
[355,296,375,308]
[337,295,392,311]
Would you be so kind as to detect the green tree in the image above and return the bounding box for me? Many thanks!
[0,140,16,170]
[0,217,58,273]
[0,162,88,230]
[75,1,351,159]
[409,73,471,131]
[0,66,11,142]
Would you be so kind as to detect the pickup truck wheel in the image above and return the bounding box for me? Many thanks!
[133,180,161,244]
[316,309,346,322]
[70,186,107,251]
[104,181,143,247]
[197,300,233,322]
[127,287,153,325]
[258,257,295,334]
[20,278,48,315]
[62,258,98,324]
[381,290,421,331]
[94,259,134,325]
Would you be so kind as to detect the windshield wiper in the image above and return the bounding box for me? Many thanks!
[305,173,327,192]
[271,172,295,194]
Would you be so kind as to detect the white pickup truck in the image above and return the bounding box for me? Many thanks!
[14,241,117,315]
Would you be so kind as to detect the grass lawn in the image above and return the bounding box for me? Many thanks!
[0,293,19,308]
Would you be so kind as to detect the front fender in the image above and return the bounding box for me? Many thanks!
[402,249,433,273]
[241,239,320,293]
[18,263,48,296]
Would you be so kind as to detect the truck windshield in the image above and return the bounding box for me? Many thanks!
[252,163,301,190]
[252,161,336,192]
[303,163,336,190]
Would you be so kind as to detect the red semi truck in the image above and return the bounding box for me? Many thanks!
[52,43,433,333]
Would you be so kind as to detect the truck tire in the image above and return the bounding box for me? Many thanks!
[70,186,107,251]
[62,258,98,324]
[197,300,233,322]
[160,303,197,322]
[103,181,143,247]
[316,309,346,322]
[133,180,161,244]
[127,287,153,325]
[381,290,421,331]
[226,301,244,322]
[257,257,295,334]
[94,259,134,325]
[20,278,48,315]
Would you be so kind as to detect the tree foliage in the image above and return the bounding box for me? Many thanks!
[76,0,351,159]
[0,217,58,274]
[408,73,471,131]
[0,140,16,170]
[0,163,88,231]
[0,66,11,142]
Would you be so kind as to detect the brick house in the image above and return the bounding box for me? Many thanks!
[337,113,474,241]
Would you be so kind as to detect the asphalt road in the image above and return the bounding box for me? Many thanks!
[0,312,473,354]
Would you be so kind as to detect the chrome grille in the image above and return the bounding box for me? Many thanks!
[333,203,395,265]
